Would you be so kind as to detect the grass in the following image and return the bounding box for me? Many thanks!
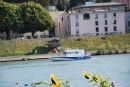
[0,33,130,56]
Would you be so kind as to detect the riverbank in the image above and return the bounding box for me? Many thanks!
[0,50,129,62]
[0,53,59,62]
[0,50,97,62]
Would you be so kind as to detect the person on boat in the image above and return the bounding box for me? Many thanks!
[111,82,116,87]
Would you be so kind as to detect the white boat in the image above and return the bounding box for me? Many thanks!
[49,48,91,62]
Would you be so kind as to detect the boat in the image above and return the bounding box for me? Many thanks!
[49,48,91,62]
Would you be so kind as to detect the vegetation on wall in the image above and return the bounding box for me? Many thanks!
[0,33,130,56]
[0,39,49,56]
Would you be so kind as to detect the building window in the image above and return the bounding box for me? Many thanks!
[113,26,117,31]
[96,33,99,36]
[104,27,108,32]
[83,13,90,19]
[95,21,98,26]
[95,14,98,19]
[27,36,31,39]
[61,17,63,21]
[113,20,116,24]
[76,21,79,27]
[76,28,79,34]
[75,15,78,20]
[113,7,118,10]
[113,13,116,18]
[128,21,130,26]
[104,20,107,25]
[96,27,99,32]
[104,13,107,18]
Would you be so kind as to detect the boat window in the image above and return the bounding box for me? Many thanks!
[63,52,66,54]
[75,51,79,54]
[72,51,75,54]
[67,52,71,54]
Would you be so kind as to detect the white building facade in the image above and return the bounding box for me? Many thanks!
[57,2,126,37]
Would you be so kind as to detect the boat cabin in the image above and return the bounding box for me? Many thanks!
[62,49,86,57]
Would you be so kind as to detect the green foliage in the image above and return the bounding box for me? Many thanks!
[31,74,70,87]
[106,42,113,50]
[0,1,23,39]
[0,34,130,56]
[49,0,56,5]
[68,0,91,9]
[37,0,50,7]
[60,37,104,51]
[20,1,54,36]
[124,45,129,53]
[82,71,110,87]
[113,45,119,53]
[0,39,50,56]
[98,44,106,55]
[106,42,113,54]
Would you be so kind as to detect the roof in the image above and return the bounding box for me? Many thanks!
[72,2,126,9]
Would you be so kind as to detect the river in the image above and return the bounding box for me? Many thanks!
[0,54,130,87]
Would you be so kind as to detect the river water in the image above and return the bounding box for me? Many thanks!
[0,54,130,87]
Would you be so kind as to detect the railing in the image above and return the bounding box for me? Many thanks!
[54,31,127,38]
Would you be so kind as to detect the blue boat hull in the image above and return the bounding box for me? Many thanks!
[49,56,91,62]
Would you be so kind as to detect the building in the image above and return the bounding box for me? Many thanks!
[125,11,130,32]
[57,2,126,37]
[111,0,130,11]
[111,1,130,33]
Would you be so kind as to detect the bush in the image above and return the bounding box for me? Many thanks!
[113,45,119,53]
[97,44,106,55]
[124,45,129,53]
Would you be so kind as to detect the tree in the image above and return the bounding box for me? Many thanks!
[56,0,64,11]
[20,1,54,37]
[68,0,87,9]
[36,0,50,7]
[96,0,110,3]
[3,0,50,7]
[0,1,23,39]
[49,0,56,5]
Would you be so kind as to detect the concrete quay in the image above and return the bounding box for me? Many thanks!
[0,54,59,62]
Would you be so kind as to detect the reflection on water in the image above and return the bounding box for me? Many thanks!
[0,54,130,87]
